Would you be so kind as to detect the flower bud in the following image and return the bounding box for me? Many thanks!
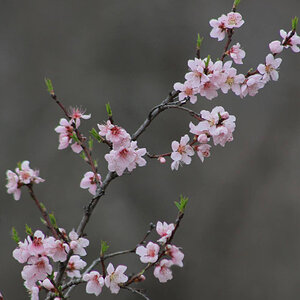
[269,40,283,54]
[158,157,166,164]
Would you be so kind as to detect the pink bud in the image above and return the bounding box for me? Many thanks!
[220,112,229,120]
[158,157,166,164]
[269,40,283,54]
[197,134,208,144]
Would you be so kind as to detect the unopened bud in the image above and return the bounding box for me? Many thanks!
[158,157,166,164]
[269,41,283,54]
[197,134,208,144]
[134,275,146,282]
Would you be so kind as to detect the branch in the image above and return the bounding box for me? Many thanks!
[122,286,151,300]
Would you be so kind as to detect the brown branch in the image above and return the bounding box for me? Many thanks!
[27,185,59,240]
[122,286,151,300]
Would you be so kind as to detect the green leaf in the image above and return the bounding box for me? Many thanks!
[197,34,204,49]
[40,202,46,212]
[94,159,98,168]
[12,227,20,243]
[234,0,241,7]
[49,213,58,229]
[90,128,102,142]
[292,16,298,31]
[205,55,211,68]
[44,78,54,95]
[40,217,47,226]
[70,133,80,143]
[17,161,22,170]
[174,195,189,213]
[100,240,109,256]
[25,224,33,236]
[88,137,93,151]
[80,152,87,161]
[106,102,112,117]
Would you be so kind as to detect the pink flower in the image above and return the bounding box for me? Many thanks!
[66,255,87,278]
[158,157,166,164]
[29,286,39,300]
[171,135,194,171]
[42,278,55,291]
[105,263,128,294]
[258,53,282,82]
[83,271,105,296]
[225,12,244,29]
[27,230,46,257]
[16,161,45,185]
[269,40,283,54]
[69,230,89,256]
[165,245,184,267]
[195,144,211,162]
[153,259,173,283]
[280,29,300,52]
[240,74,265,98]
[228,43,245,64]
[70,142,83,154]
[220,66,245,96]
[98,120,131,149]
[173,81,198,104]
[13,239,31,263]
[189,121,210,143]
[21,256,52,288]
[185,58,209,86]
[55,118,74,150]
[209,14,227,41]
[156,221,175,244]
[105,141,147,176]
[44,237,69,262]
[80,171,102,196]
[6,170,21,200]
[69,107,91,128]
[199,80,219,100]
[136,242,160,263]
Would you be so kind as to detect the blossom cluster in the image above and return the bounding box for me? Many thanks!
[6,161,44,200]
[98,120,147,176]
[174,13,300,103]
[169,106,236,170]
[55,107,91,153]
[13,229,89,299]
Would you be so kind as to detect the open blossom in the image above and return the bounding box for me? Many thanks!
[240,74,265,98]
[80,171,102,196]
[21,256,52,288]
[225,12,244,28]
[83,271,105,296]
[228,43,245,64]
[156,221,175,243]
[69,230,89,256]
[44,237,69,262]
[199,80,219,100]
[165,245,184,267]
[6,170,21,200]
[27,230,46,257]
[136,242,160,263]
[189,121,209,143]
[66,255,87,278]
[269,40,283,54]
[171,135,194,171]
[69,107,91,128]
[195,143,211,162]
[185,58,209,86]
[173,81,198,104]
[200,106,236,147]
[13,239,31,263]
[258,53,282,82]
[55,118,74,149]
[105,263,128,294]
[280,29,300,52]
[98,120,130,148]
[153,259,173,283]
[209,14,227,41]
[105,141,147,176]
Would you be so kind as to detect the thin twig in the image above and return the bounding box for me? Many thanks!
[27,185,59,240]
[122,286,151,300]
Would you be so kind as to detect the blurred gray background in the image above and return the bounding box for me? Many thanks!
[1,0,300,299]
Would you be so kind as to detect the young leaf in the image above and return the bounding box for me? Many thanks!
[174,195,189,213]
[80,152,87,161]
[88,137,93,150]
[49,213,58,228]
[205,55,211,68]
[44,78,54,96]
[12,227,20,243]
[25,224,33,236]
[106,103,112,117]
[71,133,80,143]
[292,16,298,31]
[197,34,204,49]
[90,128,102,142]
[40,217,47,226]
[100,240,109,256]
[234,0,241,7]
